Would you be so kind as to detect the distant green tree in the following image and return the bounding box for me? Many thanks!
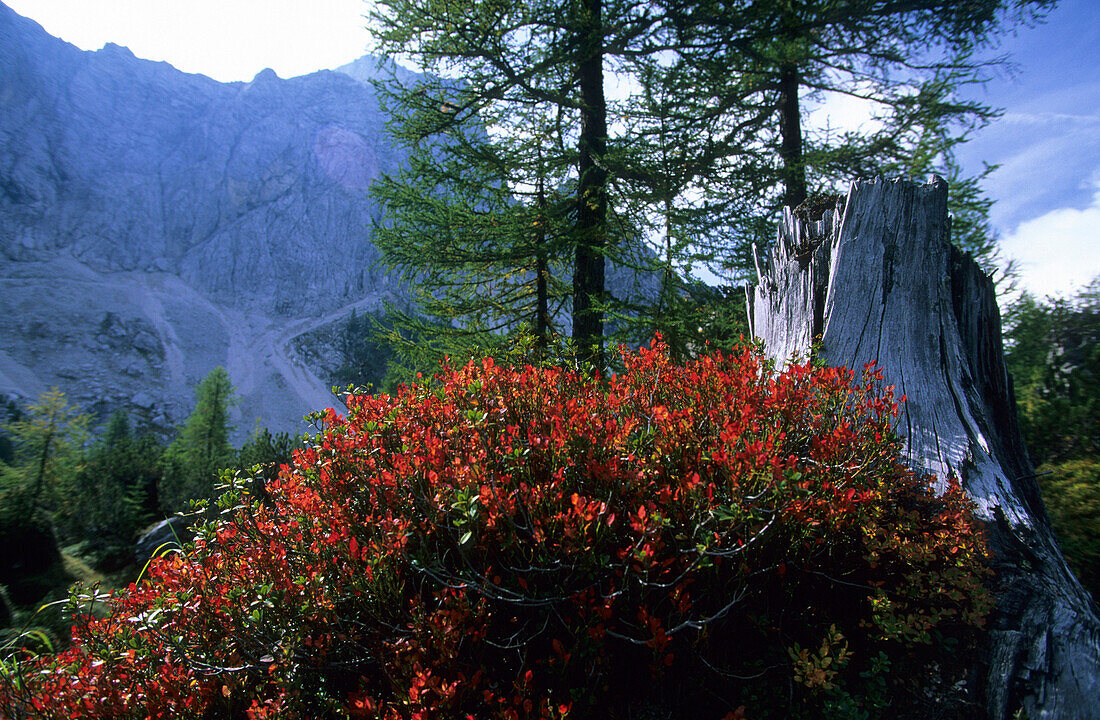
[0,389,89,523]
[333,310,399,391]
[72,410,160,551]
[237,427,296,476]
[159,368,236,514]
[1038,458,1100,603]
[0,399,21,466]
[1005,278,1100,601]
[0,392,87,596]
[1005,280,1100,466]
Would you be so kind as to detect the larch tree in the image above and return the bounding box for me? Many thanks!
[368,99,576,365]
[646,0,1054,283]
[369,0,681,368]
[0,388,88,522]
[368,0,1052,369]
[159,367,236,514]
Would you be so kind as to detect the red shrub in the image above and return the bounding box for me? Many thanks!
[0,340,991,719]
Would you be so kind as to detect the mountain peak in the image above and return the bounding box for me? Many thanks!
[101,41,135,58]
[335,54,423,87]
[252,66,279,82]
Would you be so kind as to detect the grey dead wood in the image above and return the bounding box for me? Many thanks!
[747,177,1100,719]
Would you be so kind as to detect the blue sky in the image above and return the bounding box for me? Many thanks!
[955,0,1100,298]
[7,0,1099,299]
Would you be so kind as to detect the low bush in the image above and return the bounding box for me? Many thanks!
[0,340,991,719]
[1039,458,1100,601]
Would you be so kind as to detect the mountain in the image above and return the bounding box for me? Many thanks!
[0,3,661,442]
[0,2,416,439]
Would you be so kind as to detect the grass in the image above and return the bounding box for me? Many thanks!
[1,548,129,656]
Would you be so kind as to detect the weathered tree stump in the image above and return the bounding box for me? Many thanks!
[748,177,1100,719]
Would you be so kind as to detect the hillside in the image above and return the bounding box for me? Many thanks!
[0,2,413,439]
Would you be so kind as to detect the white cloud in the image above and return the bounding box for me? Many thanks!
[804,86,886,136]
[1001,182,1100,298]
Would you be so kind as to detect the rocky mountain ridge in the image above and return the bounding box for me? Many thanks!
[0,2,413,438]
[0,3,658,440]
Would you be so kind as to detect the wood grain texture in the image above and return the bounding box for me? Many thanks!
[749,177,1100,719]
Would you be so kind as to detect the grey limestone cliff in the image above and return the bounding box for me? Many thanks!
[0,3,660,440]
[0,2,412,438]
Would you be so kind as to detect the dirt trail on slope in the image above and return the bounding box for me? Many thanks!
[126,273,394,423]
[264,290,394,409]
[0,259,396,436]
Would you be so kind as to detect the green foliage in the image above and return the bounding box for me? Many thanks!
[367,310,482,395]
[610,279,751,363]
[370,0,1046,371]
[659,0,1049,286]
[0,399,21,466]
[70,411,161,560]
[1004,278,1100,601]
[159,368,236,514]
[1005,280,1100,466]
[1038,459,1100,602]
[370,0,618,363]
[370,122,576,362]
[236,426,300,497]
[0,389,89,526]
[332,310,399,391]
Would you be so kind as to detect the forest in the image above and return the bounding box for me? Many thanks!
[1,0,1097,718]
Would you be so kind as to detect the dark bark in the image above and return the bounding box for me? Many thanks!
[572,0,608,367]
[535,167,550,351]
[748,177,1100,719]
[778,64,806,210]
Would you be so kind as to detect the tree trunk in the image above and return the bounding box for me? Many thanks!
[747,176,1100,719]
[572,0,608,367]
[535,160,550,352]
[778,63,806,210]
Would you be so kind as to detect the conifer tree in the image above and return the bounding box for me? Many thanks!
[159,368,236,514]
[237,426,299,498]
[369,0,1051,367]
[74,410,159,550]
[650,0,1054,282]
[369,0,657,367]
[0,389,88,522]
[369,116,575,365]
[1004,278,1100,601]
[0,399,20,466]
